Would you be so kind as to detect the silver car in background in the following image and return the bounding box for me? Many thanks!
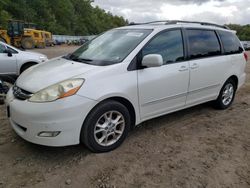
[0,41,48,103]
[0,41,48,81]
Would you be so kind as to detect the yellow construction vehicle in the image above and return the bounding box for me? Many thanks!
[0,20,51,49]
[0,20,24,47]
[24,28,46,48]
[42,31,54,46]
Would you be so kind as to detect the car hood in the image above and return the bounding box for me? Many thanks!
[16,57,97,93]
[24,51,44,57]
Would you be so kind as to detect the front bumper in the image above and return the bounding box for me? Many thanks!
[6,88,98,146]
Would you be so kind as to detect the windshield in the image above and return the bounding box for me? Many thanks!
[64,29,152,66]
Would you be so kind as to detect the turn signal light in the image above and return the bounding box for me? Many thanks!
[38,131,61,137]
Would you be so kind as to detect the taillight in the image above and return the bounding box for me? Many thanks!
[244,52,248,62]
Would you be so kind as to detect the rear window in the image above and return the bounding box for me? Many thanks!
[218,31,243,55]
[187,29,221,59]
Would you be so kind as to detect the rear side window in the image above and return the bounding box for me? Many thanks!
[187,29,221,59]
[218,31,243,55]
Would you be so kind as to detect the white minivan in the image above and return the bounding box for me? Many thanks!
[6,21,247,152]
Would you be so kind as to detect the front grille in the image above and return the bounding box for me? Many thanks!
[13,85,33,100]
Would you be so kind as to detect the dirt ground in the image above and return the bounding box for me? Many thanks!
[31,45,79,59]
[0,47,249,188]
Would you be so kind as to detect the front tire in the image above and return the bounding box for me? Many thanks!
[81,100,131,153]
[213,79,236,110]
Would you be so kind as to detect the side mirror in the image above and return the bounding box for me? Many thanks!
[142,54,163,68]
[4,49,12,57]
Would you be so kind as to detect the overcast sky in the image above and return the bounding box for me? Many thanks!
[92,0,250,25]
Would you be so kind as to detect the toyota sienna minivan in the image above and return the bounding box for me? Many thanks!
[6,21,247,152]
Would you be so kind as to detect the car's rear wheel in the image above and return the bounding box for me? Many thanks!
[213,79,236,109]
[81,100,131,153]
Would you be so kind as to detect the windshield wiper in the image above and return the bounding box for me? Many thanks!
[71,57,93,64]
[79,58,93,62]
[63,53,93,64]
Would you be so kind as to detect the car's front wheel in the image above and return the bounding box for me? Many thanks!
[81,100,131,153]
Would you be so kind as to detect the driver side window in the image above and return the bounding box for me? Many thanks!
[0,44,6,53]
[142,29,184,65]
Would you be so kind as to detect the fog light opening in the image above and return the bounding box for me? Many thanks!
[38,131,61,137]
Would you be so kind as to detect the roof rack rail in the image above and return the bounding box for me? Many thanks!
[129,20,230,30]
[129,21,167,25]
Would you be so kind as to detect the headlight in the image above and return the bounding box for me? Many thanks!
[29,79,84,103]
[39,56,48,62]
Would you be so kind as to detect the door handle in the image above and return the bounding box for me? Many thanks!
[179,66,189,72]
[190,63,199,69]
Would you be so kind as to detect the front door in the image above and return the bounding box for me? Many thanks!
[138,29,190,120]
[0,43,17,75]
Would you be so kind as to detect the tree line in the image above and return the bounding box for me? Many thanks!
[0,0,128,35]
[227,24,250,41]
[0,0,250,40]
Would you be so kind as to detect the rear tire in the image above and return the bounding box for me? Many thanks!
[213,79,236,110]
[21,37,35,49]
[81,100,131,153]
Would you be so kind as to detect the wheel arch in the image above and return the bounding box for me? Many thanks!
[227,75,238,89]
[82,96,137,133]
[19,61,38,74]
[106,96,136,129]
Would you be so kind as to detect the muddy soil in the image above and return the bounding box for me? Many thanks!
[0,48,249,188]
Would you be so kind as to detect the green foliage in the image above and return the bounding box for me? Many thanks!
[0,0,11,28]
[227,24,250,41]
[0,0,128,35]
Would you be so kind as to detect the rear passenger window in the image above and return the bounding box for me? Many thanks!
[142,30,184,64]
[218,31,243,55]
[187,29,221,59]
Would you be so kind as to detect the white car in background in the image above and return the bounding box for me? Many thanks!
[242,41,250,50]
[0,41,48,82]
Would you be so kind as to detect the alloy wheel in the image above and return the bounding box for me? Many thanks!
[94,111,125,146]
